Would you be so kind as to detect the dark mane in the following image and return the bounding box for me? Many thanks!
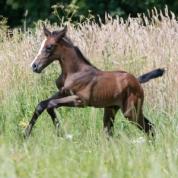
[74,46,98,69]
[52,31,98,69]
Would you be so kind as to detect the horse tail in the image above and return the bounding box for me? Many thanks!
[138,68,165,84]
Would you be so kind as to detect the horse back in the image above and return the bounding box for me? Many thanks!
[88,71,144,107]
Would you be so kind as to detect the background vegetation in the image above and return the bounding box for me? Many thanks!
[0,7,178,177]
[1,0,178,27]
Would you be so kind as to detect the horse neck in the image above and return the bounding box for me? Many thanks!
[59,45,97,75]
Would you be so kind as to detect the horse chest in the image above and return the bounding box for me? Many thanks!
[55,74,65,90]
[63,77,75,91]
[63,76,92,102]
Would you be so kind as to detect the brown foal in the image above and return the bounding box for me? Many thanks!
[24,25,164,138]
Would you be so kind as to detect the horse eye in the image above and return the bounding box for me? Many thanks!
[45,45,54,53]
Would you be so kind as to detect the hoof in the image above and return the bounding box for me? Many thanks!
[23,124,32,139]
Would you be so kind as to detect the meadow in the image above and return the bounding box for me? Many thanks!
[0,9,178,178]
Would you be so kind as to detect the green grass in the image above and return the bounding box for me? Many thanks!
[1,105,178,178]
[1,11,178,178]
[0,64,178,178]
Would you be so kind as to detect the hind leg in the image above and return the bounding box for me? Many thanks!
[122,95,154,137]
[103,106,119,136]
[138,115,155,137]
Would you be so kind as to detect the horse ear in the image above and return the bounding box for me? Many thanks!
[60,25,68,37]
[63,25,67,35]
[42,24,51,37]
[56,25,68,42]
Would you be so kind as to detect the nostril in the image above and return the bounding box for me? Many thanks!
[32,63,38,72]
[32,63,36,68]
[32,63,37,69]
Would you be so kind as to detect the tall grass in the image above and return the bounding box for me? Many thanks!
[0,9,178,178]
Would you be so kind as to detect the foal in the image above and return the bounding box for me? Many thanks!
[25,25,164,137]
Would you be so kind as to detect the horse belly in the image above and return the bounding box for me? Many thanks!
[89,97,119,107]
[89,83,123,107]
[75,72,128,107]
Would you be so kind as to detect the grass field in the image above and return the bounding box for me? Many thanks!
[0,9,178,178]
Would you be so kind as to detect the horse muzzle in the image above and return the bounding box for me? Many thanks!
[31,63,42,73]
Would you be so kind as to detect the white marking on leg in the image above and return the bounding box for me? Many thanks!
[31,39,47,67]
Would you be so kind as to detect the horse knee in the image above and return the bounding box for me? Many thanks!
[123,110,138,122]
[47,100,57,109]
[36,101,48,115]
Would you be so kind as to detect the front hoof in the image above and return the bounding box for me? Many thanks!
[23,125,32,139]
